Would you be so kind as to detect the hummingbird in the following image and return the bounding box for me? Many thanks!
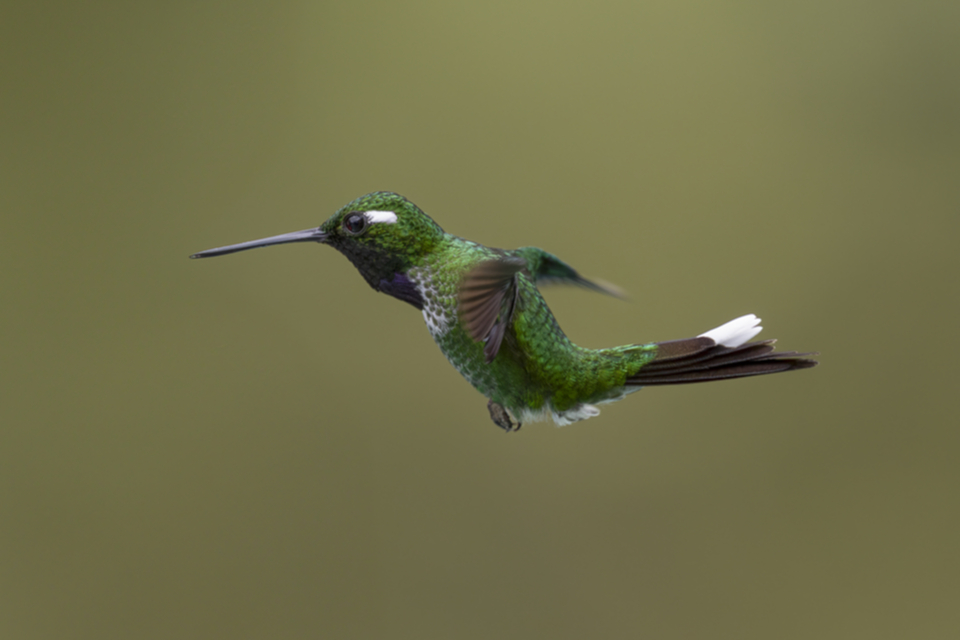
[191,191,817,431]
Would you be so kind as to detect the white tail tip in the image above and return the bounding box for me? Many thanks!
[698,314,763,348]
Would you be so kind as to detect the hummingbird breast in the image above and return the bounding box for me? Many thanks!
[405,240,517,399]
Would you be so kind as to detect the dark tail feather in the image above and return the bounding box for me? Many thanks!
[627,337,818,386]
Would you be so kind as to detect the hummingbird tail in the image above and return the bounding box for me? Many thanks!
[627,315,818,386]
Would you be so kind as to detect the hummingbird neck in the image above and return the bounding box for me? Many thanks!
[376,272,424,309]
[328,237,407,288]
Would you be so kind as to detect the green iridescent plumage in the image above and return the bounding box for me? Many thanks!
[192,191,817,431]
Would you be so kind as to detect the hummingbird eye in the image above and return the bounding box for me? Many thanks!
[343,212,368,235]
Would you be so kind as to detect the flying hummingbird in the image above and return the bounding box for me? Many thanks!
[192,191,817,431]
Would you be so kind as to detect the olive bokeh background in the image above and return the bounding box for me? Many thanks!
[3,2,958,638]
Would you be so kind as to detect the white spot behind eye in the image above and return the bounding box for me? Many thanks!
[364,210,398,224]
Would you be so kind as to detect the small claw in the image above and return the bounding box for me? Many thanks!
[487,400,522,433]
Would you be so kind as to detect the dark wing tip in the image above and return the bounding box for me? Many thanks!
[583,277,629,299]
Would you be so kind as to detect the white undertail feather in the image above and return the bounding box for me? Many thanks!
[698,314,763,348]
[553,404,601,426]
[363,210,398,224]
[519,403,601,427]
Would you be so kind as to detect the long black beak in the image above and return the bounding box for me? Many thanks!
[190,227,327,259]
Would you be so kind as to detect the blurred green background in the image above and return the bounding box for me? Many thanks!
[2,1,958,638]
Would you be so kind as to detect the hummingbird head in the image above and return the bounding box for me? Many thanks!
[191,191,446,298]
[318,191,445,287]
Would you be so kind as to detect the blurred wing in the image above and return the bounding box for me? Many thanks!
[518,248,625,298]
[458,257,524,363]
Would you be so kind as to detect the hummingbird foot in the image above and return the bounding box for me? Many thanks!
[487,400,522,433]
